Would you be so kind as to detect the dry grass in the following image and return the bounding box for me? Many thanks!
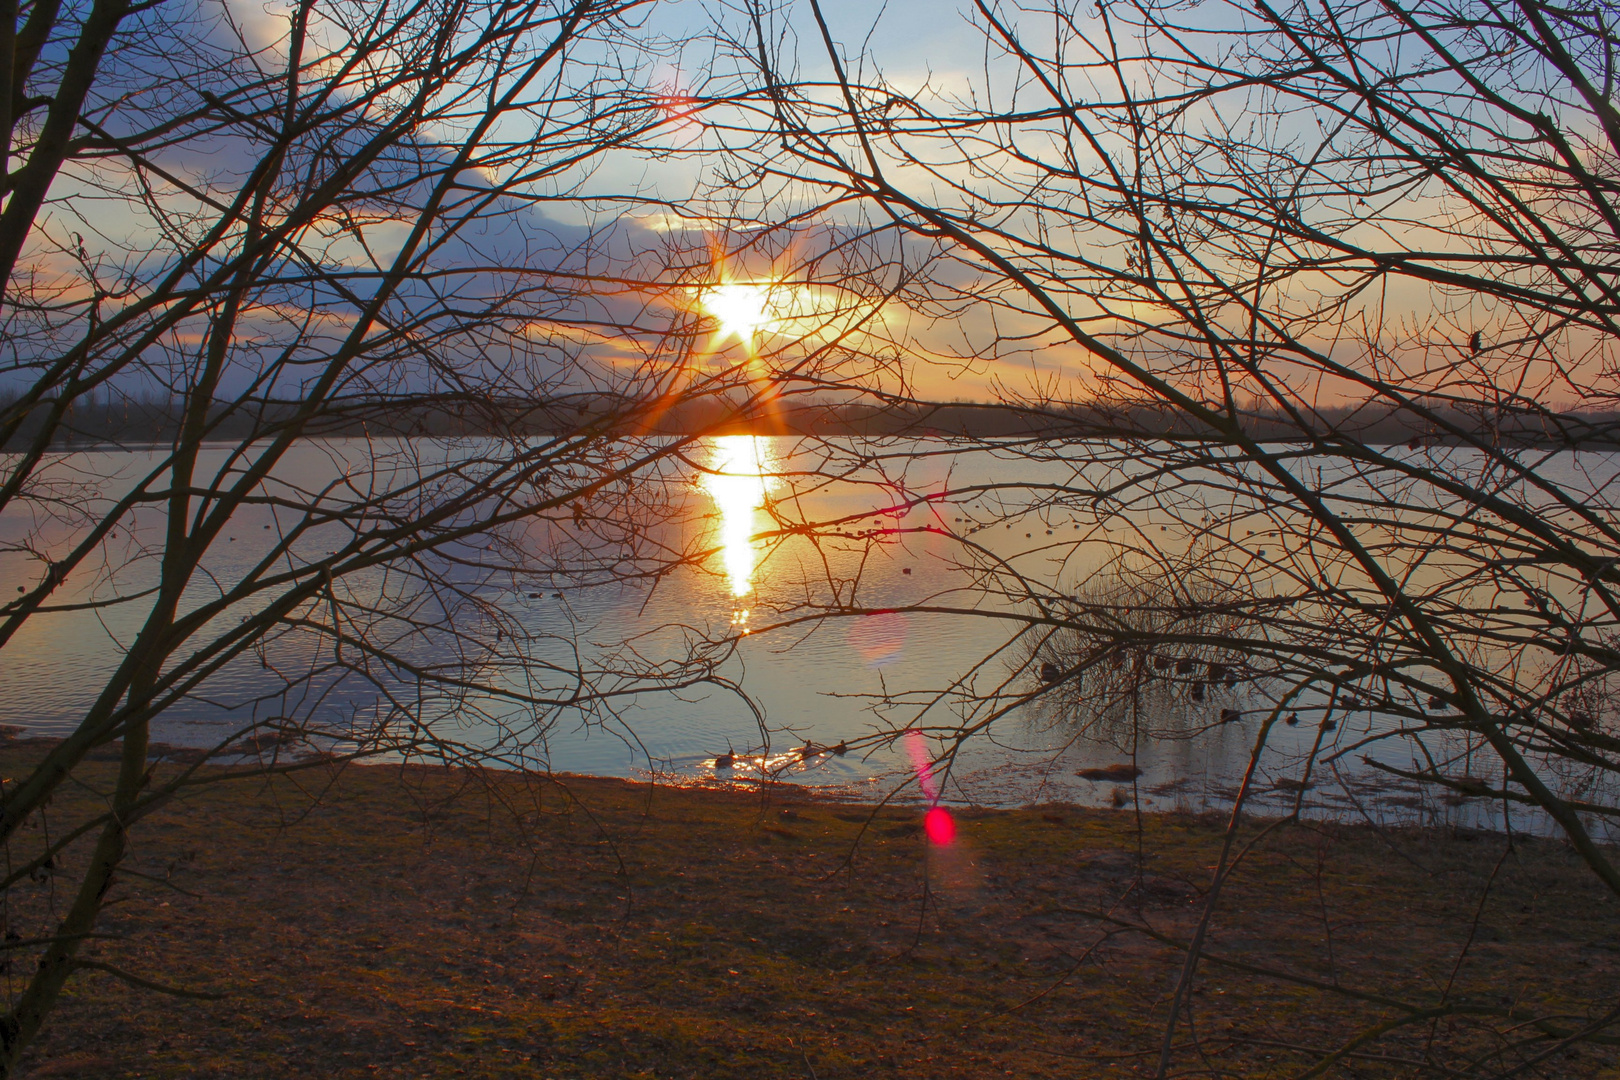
[6,742,1620,1078]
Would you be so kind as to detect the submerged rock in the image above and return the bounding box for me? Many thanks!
[1077,762,1142,782]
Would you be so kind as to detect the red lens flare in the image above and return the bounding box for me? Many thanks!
[904,730,955,846]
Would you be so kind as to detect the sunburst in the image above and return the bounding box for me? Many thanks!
[701,282,775,348]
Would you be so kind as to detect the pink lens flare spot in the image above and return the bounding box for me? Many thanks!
[902,729,938,801]
[846,610,908,667]
[924,806,956,846]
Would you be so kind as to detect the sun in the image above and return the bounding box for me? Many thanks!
[702,282,775,348]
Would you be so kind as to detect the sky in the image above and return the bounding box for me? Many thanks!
[9,0,1604,412]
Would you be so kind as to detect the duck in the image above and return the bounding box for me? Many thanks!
[1039,661,1062,684]
[714,751,735,770]
[1285,712,1300,726]
[832,740,848,756]
[1219,708,1242,724]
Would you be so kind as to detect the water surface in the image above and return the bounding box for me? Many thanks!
[2,436,1608,834]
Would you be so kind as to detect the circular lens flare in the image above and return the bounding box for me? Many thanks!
[924,807,956,845]
[846,610,908,667]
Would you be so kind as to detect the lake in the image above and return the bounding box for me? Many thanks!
[1,435,1607,835]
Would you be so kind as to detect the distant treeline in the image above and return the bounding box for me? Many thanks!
[5,390,1620,450]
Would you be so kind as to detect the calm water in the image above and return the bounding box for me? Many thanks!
[0,436,1608,833]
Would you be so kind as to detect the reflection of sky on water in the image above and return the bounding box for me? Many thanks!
[2,438,1617,835]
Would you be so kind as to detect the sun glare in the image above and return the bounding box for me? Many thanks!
[702,435,776,600]
[702,282,775,348]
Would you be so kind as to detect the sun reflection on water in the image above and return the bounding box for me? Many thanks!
[702,436,777,618]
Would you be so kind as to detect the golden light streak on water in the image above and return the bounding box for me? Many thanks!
[702,436,777,615]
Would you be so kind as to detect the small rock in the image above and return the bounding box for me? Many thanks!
[1077,763,1142,782]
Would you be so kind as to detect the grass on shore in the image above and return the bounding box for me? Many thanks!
[6,742,1620,1079]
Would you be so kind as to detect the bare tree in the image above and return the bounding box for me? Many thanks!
[702,0,1620,1070]
[9,0,1620,1067]
[0,0,930,1067]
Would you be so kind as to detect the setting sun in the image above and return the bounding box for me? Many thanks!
[701,282,775,348]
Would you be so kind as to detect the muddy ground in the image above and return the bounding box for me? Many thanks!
[6,745,1620,1078]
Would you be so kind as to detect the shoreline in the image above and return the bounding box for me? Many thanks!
[0,729,1571,839]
